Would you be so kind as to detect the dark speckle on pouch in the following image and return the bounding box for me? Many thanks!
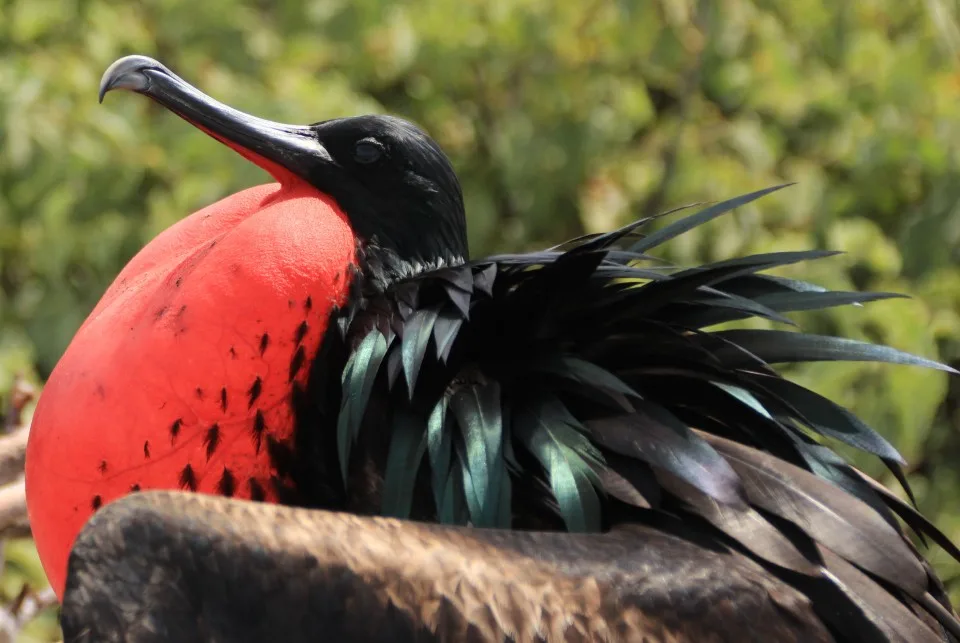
[252,410,266,453]
[179,464,198,491]
[204,423,221,460]
[170,419,182,443]
[247,376,262,408]
[248,479,266,502]
[294,321,309,345]
[288,346,306,381]
[217,468,236,497]
[259,333,270,356]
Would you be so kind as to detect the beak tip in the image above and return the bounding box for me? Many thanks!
[99,54,168,104]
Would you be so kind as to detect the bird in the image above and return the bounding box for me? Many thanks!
[24,54,960,642]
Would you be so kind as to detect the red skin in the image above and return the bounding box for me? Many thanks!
[25,177,357,598]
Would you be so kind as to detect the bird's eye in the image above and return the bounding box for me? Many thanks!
[354,138,384,164]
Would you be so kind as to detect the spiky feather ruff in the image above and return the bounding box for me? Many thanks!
[324,185,960,642]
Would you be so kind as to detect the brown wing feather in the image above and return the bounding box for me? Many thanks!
[61,491,834,643]
[695,433,960,640]
[817,547,945,643]
[698,432,928,596]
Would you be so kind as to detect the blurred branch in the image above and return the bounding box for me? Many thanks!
[0,584,57,643]
[2,374,34,433]
[0,374,33,489]
[0,430,29,491]
[0,376,50,642]
[0,374,34,556]
[0,479,27,540]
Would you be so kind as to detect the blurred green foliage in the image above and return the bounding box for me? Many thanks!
[2,0,960,637]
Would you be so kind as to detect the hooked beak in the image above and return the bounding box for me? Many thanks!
[99,55,333,181]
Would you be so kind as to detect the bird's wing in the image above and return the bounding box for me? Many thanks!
[62,490,837,643]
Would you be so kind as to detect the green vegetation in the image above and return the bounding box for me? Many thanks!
[2,0,959,638]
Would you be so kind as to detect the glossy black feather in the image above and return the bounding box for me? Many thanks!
[630,184,792,253]
[336,328,389,481]
[741,373,904,462]
[712,330,957,372]
[589,406,745,506]
[380,409,427,518]
[400,306,439,395]
[855,470,960,562]
[688,290,906,328]
[449,382,509,528]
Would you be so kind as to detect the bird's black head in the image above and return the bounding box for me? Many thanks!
[99,55,468,274]
[305,115,467,273]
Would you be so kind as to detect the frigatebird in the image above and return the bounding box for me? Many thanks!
[24,55,960,642]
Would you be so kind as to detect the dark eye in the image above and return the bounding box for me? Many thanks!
[354,138,384,164]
